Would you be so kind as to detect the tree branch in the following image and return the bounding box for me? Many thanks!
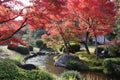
[0,15,19,24]
[0,18,28,41]
[0,7,27,24]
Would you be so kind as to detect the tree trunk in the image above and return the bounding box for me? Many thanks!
[84,31,90,54]
[57,24,69,54]
[94,35,98,59]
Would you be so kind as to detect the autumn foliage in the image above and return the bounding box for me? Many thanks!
[0,0,119,50]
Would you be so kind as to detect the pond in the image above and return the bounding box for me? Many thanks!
[25,55,119,80]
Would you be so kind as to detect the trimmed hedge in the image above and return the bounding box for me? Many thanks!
[60,71,81,80]
[103,58,120,76]
[0,59,54,80]
[36,39,44,47]
[16,46,29,55]
[36,39,47,49]
[60,43,81,53]
[7,45,30,55]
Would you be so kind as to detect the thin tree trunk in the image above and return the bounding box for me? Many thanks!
[94,34,98,59]
[104,36,105,44]
[57,24,69,54]
[84,31,90,54]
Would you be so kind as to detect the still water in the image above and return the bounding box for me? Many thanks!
[26,55,119,80]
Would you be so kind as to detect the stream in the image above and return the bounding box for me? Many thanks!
[25,55,119,80]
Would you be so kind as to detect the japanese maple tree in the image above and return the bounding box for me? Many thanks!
[67,0,117,56]
[0,0,28,47]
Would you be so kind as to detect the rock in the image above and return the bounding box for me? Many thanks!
[54,54,87,70]
[29,51,37,56]
[37,49,59,55]
[37,51,46,55]
[19,64,36,70]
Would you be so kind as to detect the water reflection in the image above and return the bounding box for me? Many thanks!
[81,71,118,80]
[25,55,48,66]
[25,55,119,80]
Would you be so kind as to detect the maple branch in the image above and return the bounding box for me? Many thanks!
[0,15,19,24]
[0,7,27,24]
[0,18,28,41]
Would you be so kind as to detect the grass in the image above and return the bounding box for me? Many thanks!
[75,46,104,72]
[0,46,25,63]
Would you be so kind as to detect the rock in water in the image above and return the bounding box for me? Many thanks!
[54,54,87,70]
[20,64,36,70]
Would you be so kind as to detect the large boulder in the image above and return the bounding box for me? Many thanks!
[54,54,87,70]
[19,64,36,70]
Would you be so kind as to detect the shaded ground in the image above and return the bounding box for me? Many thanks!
[0,45,25,62]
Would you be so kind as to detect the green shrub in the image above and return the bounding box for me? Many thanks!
[36,39,44,47]
[26,70,54,80]
[0,59,20,80]
[68,44,81,53]
[103,58,120,76]
[29,45,33,51]
[66,60,88,71]
[106,39,120,57]
[107,45,120,57]
[66,60,80,70]
[0,59,54,80]
[60,71,81,80]
[16,45,29,55]
[36,39,47,50]
[60,43,80,53]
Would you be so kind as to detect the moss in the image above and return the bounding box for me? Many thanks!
[76,49,104,72]
[0,59,55,80]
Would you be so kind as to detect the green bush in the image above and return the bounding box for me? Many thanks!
[103,58,120,76]
[66,60,88,71]
[16,45,29,55]
[29,45,33,51]
[66,60,80,70]
[36,39,44,47]
[106,39,120,57]
[0,59,54,80]
[60,43,80,53]
[107,45,120,57]
[0,59,21,80]
[26,70,54,80]
[36,40,48,50]
[68,44,80,53]
[60,71,81,80]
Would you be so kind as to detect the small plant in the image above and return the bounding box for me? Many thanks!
[60,71,81,80]
[66,60,88,71]
[66,60,80,70]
